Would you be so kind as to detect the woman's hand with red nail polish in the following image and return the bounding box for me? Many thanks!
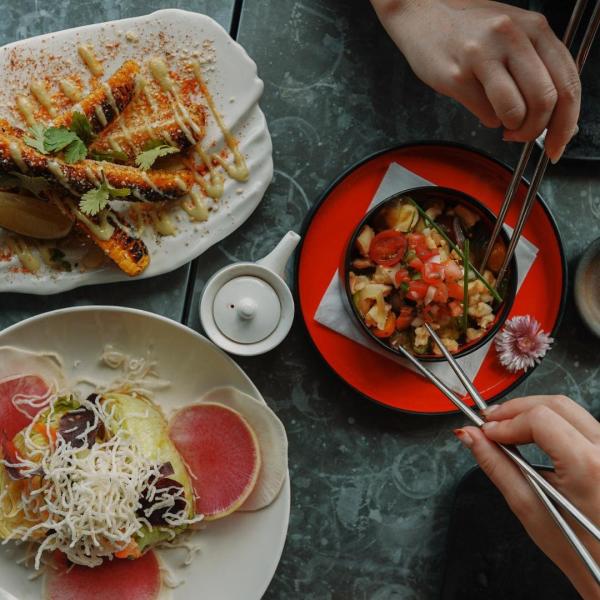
[460,395,600,599]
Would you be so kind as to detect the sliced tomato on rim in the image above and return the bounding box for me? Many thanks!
[395,306,414,330]
[371,313,396,338]
[406,280,428,301]
[369,230,408,267]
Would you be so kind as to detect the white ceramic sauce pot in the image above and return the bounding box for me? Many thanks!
[200,231,301,355]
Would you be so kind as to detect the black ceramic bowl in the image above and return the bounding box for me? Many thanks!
[343,186,518,362]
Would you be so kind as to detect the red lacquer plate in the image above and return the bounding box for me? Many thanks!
[295,143,567,415]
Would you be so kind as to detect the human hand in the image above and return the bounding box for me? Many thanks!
[455,395,600,599]
[371,0,581,163]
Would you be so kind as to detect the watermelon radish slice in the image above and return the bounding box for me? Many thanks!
[0,346,66,440]
[168,403,261,520]
[200,387,288,511]
[44,551,161,600]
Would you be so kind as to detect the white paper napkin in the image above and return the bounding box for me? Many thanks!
[314,162,539,395]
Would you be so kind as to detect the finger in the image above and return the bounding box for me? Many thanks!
[473,60,527,131]
[485,396,600,445]
[452,77,502,128]
[481,405,598,473]
[522,13,581,162]
[456,426,545,523]
[503,37,558,142]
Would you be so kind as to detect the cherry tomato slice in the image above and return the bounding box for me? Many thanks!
[369,230,407,267]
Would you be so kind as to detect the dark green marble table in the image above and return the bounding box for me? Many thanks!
[1,1,599,598]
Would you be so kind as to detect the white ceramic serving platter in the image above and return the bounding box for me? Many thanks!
[0,307,290,600]
[0,9,273,294]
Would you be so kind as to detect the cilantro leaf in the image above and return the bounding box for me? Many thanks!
[64,139,88,164]
[24,124,48,154]
[78,174,130,216]
[43,127,79,153]
[79,186,110,216]
[69,112,94,145]
[135,142,178,170]
[90,150,129,163]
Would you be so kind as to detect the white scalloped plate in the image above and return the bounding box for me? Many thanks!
[0,306,290,600]
[0,9,273,294]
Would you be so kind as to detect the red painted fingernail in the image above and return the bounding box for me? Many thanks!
[453,428,473,448]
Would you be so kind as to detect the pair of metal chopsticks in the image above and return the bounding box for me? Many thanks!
[395,323,600,585]
[481,0,600,286]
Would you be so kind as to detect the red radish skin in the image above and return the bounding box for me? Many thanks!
[168,403,261,520]
[44,551,161,600]
[0,375,50,440]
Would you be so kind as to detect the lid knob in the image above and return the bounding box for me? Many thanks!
[212,276,281,344]
[237,297,257,320]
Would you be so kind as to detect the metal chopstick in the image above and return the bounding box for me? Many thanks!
[479,0,590,274]
[422,323,600,584]
[494,0,600,287]
[392,334,600,545]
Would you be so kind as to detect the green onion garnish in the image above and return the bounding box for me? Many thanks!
[408,198,502,303]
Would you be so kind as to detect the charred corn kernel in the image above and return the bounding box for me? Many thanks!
[75,221,150,277]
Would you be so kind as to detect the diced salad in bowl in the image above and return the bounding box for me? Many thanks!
[345,187,516,360]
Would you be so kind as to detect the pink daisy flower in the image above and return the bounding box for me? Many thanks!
[494,315,554,373]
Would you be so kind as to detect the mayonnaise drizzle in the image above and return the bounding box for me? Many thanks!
[193,146,224,199]
[94,105,108,128]
[148,58,199,144]
[181,189,208,222]
[47,161,77,196]
[65,199,115,240]
[102,82,120,115]
[8,141,27,173]
[191,61,249,183]
[16,96,37,127]
[30,81,56,117]
[59,79,82,102]
[78,45,104,77]
[7,236,40,273]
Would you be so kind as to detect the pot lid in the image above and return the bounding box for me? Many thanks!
[212,275,281,344]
